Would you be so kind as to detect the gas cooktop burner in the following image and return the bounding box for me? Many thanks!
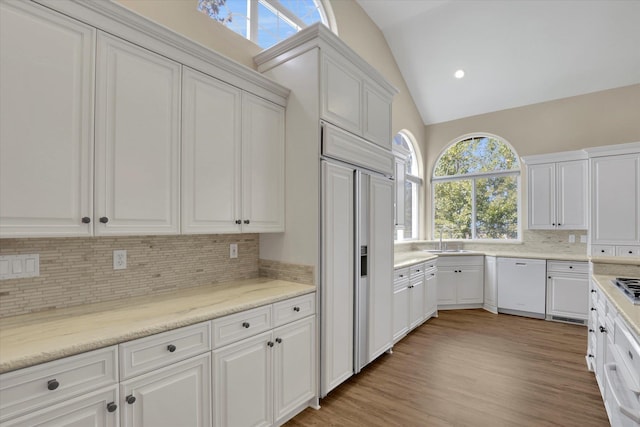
[614,277,640,305]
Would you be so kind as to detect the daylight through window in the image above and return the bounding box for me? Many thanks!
[432,135,520,240]
[198,0,329,49]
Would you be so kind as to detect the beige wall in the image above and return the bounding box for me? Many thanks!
[423,84,640,239]
[114,0,261,68]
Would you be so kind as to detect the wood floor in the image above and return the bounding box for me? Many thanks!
[287,310,609,427]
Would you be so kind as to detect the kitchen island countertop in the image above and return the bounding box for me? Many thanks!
[0,278,315,374]
[592,275,640,336]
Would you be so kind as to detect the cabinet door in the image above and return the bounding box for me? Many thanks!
[556,160,588,230]
[528,163,556,229]
[437,267,457,305]
[484,256,497,310]
[2,386,118,427]
[320,161,354,396]
[0,1,94,237]
[241,93,285,232]
[393,284,410,342]
[273,316,316,426]
[95,32,181,235]
[424,270,438,318]
[363,81,392,149]
[547,274,589,320]
[121,353,211,427]
[591,154,640,245]
[457,265,484,304]
[366,174,394,361]
[409,279,426,329]
[182,67,242,234]
[213,331,272,427]
[321,53,362,136]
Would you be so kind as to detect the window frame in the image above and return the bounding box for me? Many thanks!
[394,131,422,242]
[199,0,335,49]
[431,133,522,242]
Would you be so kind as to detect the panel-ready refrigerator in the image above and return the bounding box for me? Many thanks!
[320,123,394,397]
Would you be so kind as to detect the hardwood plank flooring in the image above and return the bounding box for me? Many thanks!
[287,309,609,427]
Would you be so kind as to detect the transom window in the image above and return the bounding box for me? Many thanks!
[432,134,520,240]
[394,132,422,241]
[198,0,330,49]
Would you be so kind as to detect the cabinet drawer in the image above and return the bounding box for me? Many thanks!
[616,246,640,257]
[119,322,211,380]
[394,267,409,282]
[0,346,118,422]
[410,263,426,277]
[272,293,316,328]
[592,245,615,256]
[547,261,588,274]
[423,260,437,271]
[212,305,272,349]
[613,317,640,391]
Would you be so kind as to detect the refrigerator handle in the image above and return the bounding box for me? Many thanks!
[360,246,368,277]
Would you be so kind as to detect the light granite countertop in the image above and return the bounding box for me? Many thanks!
[0,278,315,374]
[394,250,588,269]
[592,275,640,336]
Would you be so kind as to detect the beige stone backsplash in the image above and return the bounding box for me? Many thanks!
[0,234,260,318]
[258,259,315,286]
[592,262,640,277]
[397,229,588,257]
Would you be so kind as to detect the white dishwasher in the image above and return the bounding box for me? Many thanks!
[497,257,546,319]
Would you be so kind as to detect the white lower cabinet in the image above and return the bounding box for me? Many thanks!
[392,261,437,343]
[437,256,484,309]
[483,256,498,313]
[121,353,211,427]
[546,261,589,324]
[2,386,119,427]
[0,346,118,425]
[212,315,316,427]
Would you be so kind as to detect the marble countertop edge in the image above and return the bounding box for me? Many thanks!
[592,275,640,336]
[0,278,315,374]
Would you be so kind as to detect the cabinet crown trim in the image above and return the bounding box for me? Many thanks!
[521,150,587,165]
[34,0,290,106]
[254,23,398,97]
[584,141,640,157]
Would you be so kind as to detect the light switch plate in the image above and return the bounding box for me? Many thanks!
[230,243,238,259]
[0,254,39,280]
[580,235,587,243]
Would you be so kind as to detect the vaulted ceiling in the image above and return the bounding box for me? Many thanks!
[355,0,640,125]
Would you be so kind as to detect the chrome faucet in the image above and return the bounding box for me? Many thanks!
[438,227,448,251]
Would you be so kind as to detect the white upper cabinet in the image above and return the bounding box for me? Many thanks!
[95,32,181,236]
[182,70,284,234]
[523,151,588,230]
[320,50,394,149]
[182,67,242,234]
[590,150,640,247]
[363,81,393,149]
[321,53,362,137]
[242,93,285,233]
[0,1,95,237]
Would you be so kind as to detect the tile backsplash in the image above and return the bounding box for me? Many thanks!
[0,234,259,318]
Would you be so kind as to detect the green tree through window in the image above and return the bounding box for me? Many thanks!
[433,136,520,240]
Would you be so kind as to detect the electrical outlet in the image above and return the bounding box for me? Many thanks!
[568,234,575,243]
[113,250,127,270]
[580,235,587,243]
[230,243,238,259]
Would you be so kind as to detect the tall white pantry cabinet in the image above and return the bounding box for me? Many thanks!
[0,0,288,238]
[255,24,397,397]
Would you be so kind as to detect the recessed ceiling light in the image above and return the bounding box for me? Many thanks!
[454,69,465,79]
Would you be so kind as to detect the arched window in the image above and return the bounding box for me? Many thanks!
[394,131,422,241]
[198,0,334,49]
[432,134,520,240]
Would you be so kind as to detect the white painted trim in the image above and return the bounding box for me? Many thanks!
[254,23,398,97]
[33,0,290,106]
[521,149,588,165]
[584,141,640,157]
